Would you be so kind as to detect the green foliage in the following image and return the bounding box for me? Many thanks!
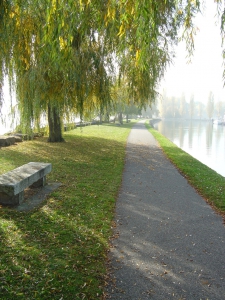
[2,1,225,139]
[146,122,225,212]
[0,122,135,299]
[1,0,209,138]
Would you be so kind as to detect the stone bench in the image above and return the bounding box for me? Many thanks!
[0,162,52,206]
[0,135,22,147]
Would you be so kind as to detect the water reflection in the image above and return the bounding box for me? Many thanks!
[154,119,225,177]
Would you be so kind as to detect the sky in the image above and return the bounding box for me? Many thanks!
[159,1,225,104]
[0,80,16,134]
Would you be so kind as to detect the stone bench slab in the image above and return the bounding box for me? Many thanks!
[0,136,15,147]
[0,162,52,205]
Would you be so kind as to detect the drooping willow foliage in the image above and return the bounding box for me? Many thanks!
[0,0,224,141]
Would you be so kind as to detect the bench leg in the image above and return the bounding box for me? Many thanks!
[30,176,46,188]
[0,191,24,206]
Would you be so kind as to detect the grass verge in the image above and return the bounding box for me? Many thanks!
[0,122,135,299]
[145,122,225,216]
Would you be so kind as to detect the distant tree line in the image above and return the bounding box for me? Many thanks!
[158,91,225,120]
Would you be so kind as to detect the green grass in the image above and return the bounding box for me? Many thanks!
[0,122,135,300]
[145,122,225,215]
[1,120,224,299]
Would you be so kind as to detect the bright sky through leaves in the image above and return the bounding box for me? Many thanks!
[160,2,225,103]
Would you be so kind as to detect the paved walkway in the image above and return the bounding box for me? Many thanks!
[106,121,225,300]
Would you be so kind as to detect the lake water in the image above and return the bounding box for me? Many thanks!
[153,119,225,178]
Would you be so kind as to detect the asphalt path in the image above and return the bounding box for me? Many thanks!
[106,121,225,300]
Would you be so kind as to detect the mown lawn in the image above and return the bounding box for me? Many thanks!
[0,122,134,300]
[146,122,225,216]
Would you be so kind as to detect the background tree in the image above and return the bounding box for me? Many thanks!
[196,101,204,119]
[206,91,214,119]
[158,89,167,118]
[179,93,187,117]
[189,94,195,119]
[142,103,159,118]
[214,100,225,118]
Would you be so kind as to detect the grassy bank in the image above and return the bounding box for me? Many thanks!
[0,122,134,299]
[145,122,225,215]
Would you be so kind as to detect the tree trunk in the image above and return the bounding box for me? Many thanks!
[118,112,123,124]
[48,104,64,142]
[99,113,103,124]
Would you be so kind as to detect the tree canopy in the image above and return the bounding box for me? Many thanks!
[0,0,224,141]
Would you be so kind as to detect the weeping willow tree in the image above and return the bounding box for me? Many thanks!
[13,1,113,141]
[1,0,113,141]
[1,0,225,141]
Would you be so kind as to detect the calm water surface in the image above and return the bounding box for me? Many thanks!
[153,119,225,177]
